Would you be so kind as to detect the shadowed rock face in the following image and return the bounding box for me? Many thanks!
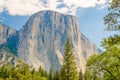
[0,23,16,45]
[0,10,100,73]
[0,23,18,55]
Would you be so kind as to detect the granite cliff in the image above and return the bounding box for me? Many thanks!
[0,10,100,73]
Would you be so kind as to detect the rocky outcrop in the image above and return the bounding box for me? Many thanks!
[0,22,16,45]
[0,46,15,67]
[0,46,25,68]
[81,33,101,60]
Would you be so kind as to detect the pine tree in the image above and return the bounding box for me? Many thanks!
[48,68,53,80]
[61,39,79,80]
[53,70,60,80]
[79,71,83,80]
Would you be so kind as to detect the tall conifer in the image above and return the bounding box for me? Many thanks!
[61,39,78,80]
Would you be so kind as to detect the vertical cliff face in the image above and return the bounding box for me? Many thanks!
[0,22,18,55]
[18,11,85,72]
[0,22,16,45]
[81,33,100,60]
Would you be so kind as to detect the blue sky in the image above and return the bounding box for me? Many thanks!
[0,0,114,49]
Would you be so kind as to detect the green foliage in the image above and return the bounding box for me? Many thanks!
[85,0,120,80]
[0,64,48,80]
[38,66,48,77]
[48,68,53,80]
[61,39,79,80]
[85,33,120,80]
[101,34,120,49]
[79,71,83,80]
[85,45,120,80]
[53,70,60,80]
[104,0,120,31]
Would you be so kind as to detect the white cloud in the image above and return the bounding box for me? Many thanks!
[0,0,108,16]
[0,0,4,12]
[63,0,106,8]
[98,4,107,10]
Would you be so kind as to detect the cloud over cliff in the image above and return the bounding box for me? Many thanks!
[0,0,107,16]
